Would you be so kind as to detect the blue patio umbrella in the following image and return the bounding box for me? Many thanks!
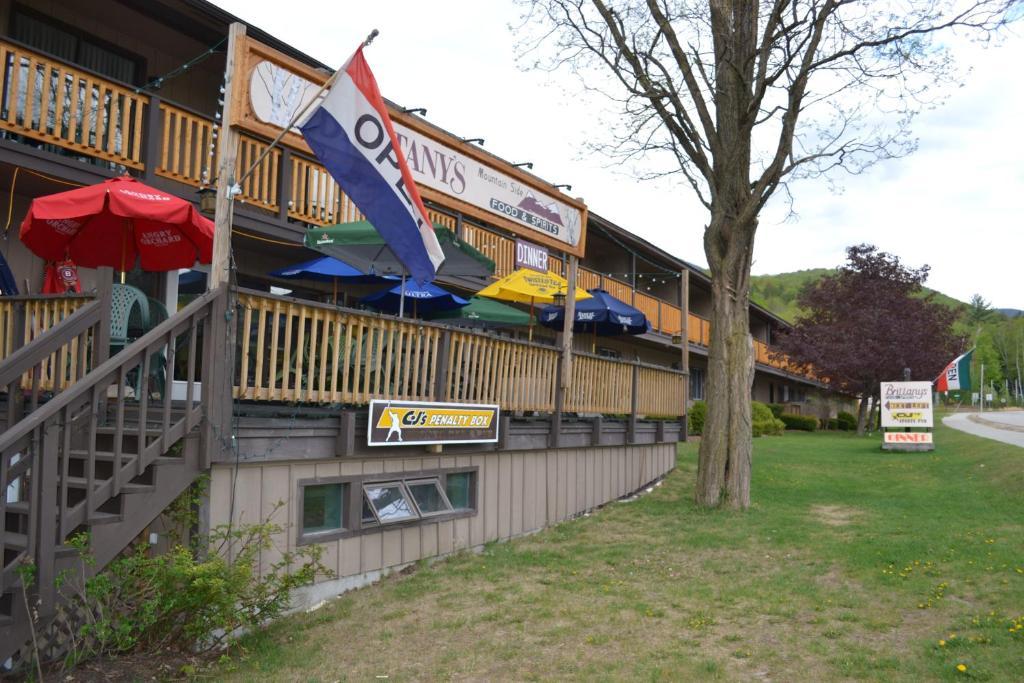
[270,255,390,303]
[362,280,470,318]
[538,288,650,349]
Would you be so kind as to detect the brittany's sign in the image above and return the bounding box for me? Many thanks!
[880,381,933,428]
[368,400,500,447]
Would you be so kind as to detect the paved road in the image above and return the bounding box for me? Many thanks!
[943,411,1024,448]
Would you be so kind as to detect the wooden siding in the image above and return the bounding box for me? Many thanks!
[209,443,676,581]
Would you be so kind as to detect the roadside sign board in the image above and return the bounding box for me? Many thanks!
[368,400,499,447]
[884,432,933,444]
[880,381,933,428]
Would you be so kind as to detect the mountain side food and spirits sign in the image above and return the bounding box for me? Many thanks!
[368,400,500,446]
[232,34,587,256]
[880,381,934,428]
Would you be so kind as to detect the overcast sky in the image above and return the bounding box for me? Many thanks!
[212,0,1023,308]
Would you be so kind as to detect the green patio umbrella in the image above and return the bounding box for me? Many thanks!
[428,296,531,328]
[305,221,495,279]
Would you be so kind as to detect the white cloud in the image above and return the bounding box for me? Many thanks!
[212,0,1023,307]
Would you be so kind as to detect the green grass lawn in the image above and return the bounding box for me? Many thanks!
[211,423,1023,682]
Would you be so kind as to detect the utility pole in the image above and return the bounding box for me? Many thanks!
[979,363,985,413]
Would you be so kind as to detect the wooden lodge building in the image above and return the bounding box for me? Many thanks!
[0,0,827,662]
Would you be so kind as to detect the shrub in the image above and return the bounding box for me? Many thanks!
[836,411,857,431]
[752,401,785,437]
[766,403,786,418]
[38,483,333,669]
[780,413,818,431]
[825,417,839,430]
[688,400,706,435]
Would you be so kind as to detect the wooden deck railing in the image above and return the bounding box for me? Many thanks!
[0,294,98,391]
[155,102,217,186]
[0,39,147,169]
[233,290,688,416]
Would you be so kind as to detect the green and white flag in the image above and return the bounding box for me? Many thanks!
[934,349,973,391]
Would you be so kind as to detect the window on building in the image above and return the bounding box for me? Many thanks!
[363,482,419,524]
[445,471,474,509]
[406,478,454,516]
[11,6,143,84]
[301,483,345,536]
[690,367,706,401]
[300,469,477,543]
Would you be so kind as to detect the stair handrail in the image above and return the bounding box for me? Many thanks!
[0,298,103,389]
[0,287,224,454]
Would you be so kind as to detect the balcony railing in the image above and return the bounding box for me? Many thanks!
[0,39,809,382]
[233,289,684,416]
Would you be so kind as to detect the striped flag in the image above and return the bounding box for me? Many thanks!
[934,349,973,391]
[299,47,444,284]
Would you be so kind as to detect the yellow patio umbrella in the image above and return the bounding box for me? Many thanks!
[477,268,592,340]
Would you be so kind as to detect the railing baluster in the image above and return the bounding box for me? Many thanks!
[58,405,71,538]
[161,330,175,449]
[86,384,99,516]
[112,365,126,496]
[185,316,198,429]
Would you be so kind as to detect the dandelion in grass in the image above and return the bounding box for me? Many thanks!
[956,663,967,673]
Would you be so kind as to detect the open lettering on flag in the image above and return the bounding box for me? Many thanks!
[299,47,444,284]
[934,348,973,392]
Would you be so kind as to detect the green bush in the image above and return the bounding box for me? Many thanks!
[825,417,839,430]
[752,401,785,437]
[41,484,332,667]
[688,400,706,435]
[780,413,818,431]
[766,403,786,418]
[836,411,857,431]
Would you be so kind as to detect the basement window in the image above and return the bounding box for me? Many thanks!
[363,482,418,524]
[301,483,345,536]
[407,478,453,516]
[445,471,473,509]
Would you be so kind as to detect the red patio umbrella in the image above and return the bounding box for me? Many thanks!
[19,175,214,272]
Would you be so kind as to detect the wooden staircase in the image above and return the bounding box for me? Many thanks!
[0,287,226,667]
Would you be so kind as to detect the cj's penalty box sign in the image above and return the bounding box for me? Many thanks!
[368,400,500,447]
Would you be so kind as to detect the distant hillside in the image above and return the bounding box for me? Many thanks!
[750,269,967,322]
[997,308,1024,318]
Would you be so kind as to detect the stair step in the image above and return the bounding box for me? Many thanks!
[94,425,166,436]
[68,449,138,462]
[86,511,122,525]
[60,477,155,495]
[2,530,28,551]
[6,501,122,527]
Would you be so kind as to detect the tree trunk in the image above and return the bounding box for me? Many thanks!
[694,0,759,510]
[856,395,869,435]
[696,216,756,510]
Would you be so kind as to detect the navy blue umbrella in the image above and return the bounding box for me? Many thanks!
[0,250,18,295]
[538,289,650,346]
[270,255,391,304]
[270,255,390,284]
[362,280,470,317]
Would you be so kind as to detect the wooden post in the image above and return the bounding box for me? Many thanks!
[208,22,245,291]
[277,147,292,222]
[561,255,577,392]
[433,328,452,402]
[628,362,639,444]
[142,94,162,182]
[551,255,578,449]
[94,267,112,366]
[680,269,690,441]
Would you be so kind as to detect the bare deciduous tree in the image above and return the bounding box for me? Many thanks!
[517,0,1016,509]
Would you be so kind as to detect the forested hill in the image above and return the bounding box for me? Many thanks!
[750,268,967,322]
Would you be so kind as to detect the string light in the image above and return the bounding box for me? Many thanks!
[135,37,227,94]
